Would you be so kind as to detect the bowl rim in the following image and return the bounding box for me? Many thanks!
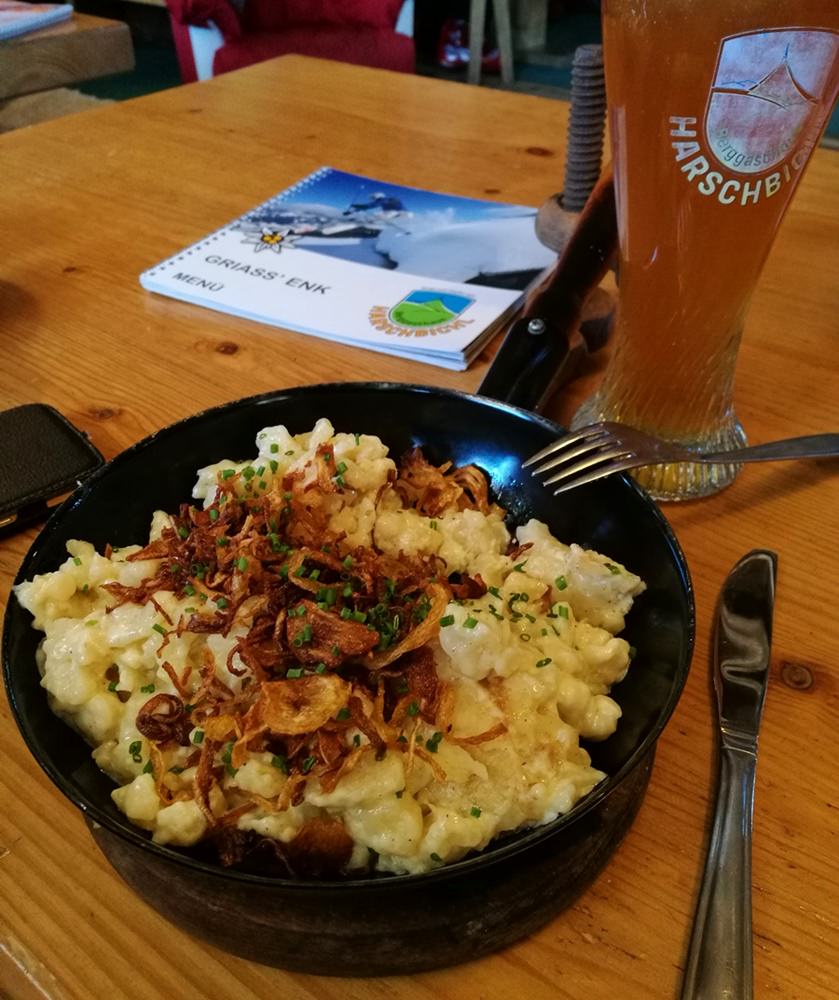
[3,381,696,890]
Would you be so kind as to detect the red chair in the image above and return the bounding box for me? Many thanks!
[166,0,415,83]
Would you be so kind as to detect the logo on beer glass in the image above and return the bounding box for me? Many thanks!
[704,29,839,175]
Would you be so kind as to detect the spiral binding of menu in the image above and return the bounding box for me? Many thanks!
[140,166,555,371]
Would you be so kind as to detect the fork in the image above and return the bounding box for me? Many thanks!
[524,422,839,495]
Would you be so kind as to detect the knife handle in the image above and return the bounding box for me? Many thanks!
[680,742,756,1000]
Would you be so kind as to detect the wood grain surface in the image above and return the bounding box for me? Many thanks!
[1,55,837,1000]
[0,12,134,102]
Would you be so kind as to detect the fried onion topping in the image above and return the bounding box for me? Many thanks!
[111,444,507,870]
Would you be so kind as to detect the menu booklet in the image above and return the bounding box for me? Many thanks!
[140,167,556,370]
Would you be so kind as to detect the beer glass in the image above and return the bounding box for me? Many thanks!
[573,2,839,500]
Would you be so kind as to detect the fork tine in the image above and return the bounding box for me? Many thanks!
[551,457,643,494]
[530,436,620,477]
[523,423,613,469]
[541,446,634,486]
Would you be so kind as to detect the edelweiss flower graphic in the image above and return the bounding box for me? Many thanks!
[241,225,301,254]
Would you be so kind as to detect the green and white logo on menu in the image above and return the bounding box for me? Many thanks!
[369,290,475,338]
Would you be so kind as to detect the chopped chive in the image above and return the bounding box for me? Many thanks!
[168,766,185,775]
[439,615,455,627]
[286,667,304,679]
[140,683,155,694]
[242,466,255,481]
[331,644,340,656]
[342,583,353,597]
[215,597,228,609]
[221,468,236,480]
[353,734,361,747]
[309,568,321,581]
[463,616,478,629]
[342,555,354,569]
[256,466,265,477]
[269,460,279,473]
[258,480,267,490]
[406,700,420,717]
[82,584,89,593]
[429,520,438,530]
[271,754,289,773]
[336,461,347,475]
[301,624,313,642]
[192,730,205,744]
[536,657,552,668]
[351,610,367,623]
[142,760,154,775]
[605,563,621,575]
[315,662,327,674]
[108,680,118,692]
[558,605,569,619]
[488,585,501,598]
[513,560,528,572]
[152,623,167,636]
[425,732,443,753]
[236,556,248,572]
[270,443,279,453]
[301,756,317,774]
[177,525,189,540]
[470,806,482,818]
[279,563,290,578]
[184,583,196,597]
[72,556,82,566]
[85,620,97,628]
[335,475,346,488]
[354,433,361,446]
[336,707,351,721]
[217,536,229,547]
[555,575,568,591]
[128,740,142,761]
[283,491,293,500]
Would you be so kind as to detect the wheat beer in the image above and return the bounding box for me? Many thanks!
[574,1,839,499]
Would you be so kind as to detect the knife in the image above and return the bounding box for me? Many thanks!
[476,169,617,413]
[681,549,778,1000]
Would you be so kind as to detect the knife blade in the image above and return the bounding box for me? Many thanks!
[681,549,778,1000]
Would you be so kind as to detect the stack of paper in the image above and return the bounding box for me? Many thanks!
[140,167,556,370]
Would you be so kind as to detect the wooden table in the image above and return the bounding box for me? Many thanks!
[1,55,837,1000]
[0,12,134,102]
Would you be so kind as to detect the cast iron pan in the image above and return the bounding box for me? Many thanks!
[2,179,695,975]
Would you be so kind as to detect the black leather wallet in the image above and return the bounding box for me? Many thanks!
[0,404,104,536]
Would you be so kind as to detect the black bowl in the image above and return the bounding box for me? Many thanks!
[3,383,694,975]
